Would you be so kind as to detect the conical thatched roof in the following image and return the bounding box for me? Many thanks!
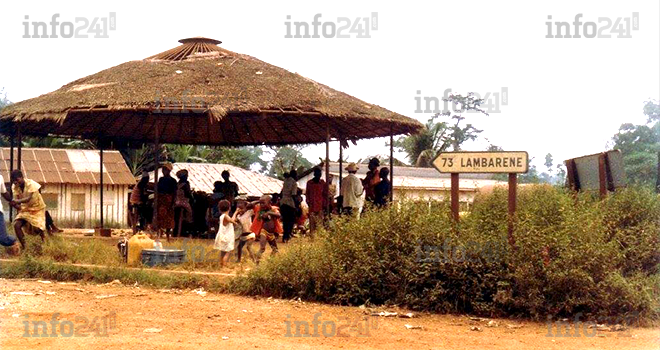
[0,37,422,146]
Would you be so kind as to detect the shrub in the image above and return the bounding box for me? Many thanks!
[228,186,660,322]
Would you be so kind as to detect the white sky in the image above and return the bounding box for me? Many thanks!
[0,0,658,172]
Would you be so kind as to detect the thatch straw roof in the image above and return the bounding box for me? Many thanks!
[0,37,422,146]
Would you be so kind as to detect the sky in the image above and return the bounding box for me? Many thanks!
[0,0,658,172]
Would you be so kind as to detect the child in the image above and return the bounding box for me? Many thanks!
[235,201,257,263]
[250,195,282,263]
[213,200,238,267]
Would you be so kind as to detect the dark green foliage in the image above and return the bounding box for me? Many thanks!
[229,186,660,323]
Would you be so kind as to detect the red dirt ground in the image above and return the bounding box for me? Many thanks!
[0,279,658,350]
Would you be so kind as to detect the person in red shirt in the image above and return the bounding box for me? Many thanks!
[250,195,282,263]
[305,167,327,237]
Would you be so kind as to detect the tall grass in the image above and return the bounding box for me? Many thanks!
[228,186,660,323]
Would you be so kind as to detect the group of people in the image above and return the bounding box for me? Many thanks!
[129,163,240,240]
[212,195,283,266]
[340,158,391,215]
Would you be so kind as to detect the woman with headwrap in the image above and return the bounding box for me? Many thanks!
[157,162,177,241]
[174,168,194,237]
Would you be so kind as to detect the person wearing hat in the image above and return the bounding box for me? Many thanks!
[174,168,194,237]
[340,163,364,217]
[157,162,177,240]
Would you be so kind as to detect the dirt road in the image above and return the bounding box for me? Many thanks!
[1,279,658,349]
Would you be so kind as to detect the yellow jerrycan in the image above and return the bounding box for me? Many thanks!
[127,234,155,265]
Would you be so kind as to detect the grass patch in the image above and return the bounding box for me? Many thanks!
[1,255,227,292]
[227,186,660,324]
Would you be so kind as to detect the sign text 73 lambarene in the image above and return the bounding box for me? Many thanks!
[433,151,529,173]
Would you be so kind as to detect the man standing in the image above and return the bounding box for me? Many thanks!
[305,167,327,237]
[279,170,298,243]
[341,163,363,217]
[0,172,19,254]
[218,170,239,210]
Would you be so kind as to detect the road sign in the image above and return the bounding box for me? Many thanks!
[433,151,529,173]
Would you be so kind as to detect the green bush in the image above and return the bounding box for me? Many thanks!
[228,186,660,323]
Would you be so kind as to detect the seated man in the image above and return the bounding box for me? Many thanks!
[10,170,47,250]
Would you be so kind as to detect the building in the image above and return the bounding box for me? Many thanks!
[297,162,504,210]
[0,148,135,228]
[152,162,283,198]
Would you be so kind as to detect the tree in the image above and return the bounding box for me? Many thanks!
[544,153,554,173]
[611,100,660,188]
[0,88,9,111]
[211,147,267,171]
[268,146,313,179]
[394,93,485,167]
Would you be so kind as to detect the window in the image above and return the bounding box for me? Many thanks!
[42,193,59,210]
[71,193,85,211]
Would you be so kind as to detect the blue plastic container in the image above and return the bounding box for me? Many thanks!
[140,249,186,267]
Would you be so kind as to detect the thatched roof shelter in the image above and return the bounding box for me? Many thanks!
[0,37,422,145]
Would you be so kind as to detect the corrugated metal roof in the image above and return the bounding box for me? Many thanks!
[151,162,283,198]
[300,162,504,191]
[0,148,135,186]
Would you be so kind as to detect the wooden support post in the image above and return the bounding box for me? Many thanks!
[325,123,330,215]
[598,153,607,199]
[152,118,160,233]
[656,152,660,194]
[450,173,459,222]
[99,141,104,229]
[507,173,517,248]
[389,128,394,203]
[9,134,14,221]
[339,141,343,193]
[565,159,579,192]
[16,125,22,171]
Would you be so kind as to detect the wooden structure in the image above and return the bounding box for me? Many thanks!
[0,37,422,230]
[565,150,626,199]
[433,151,529,247]
[0,148,134,227]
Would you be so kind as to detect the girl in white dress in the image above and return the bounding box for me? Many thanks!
[213,200,238,267]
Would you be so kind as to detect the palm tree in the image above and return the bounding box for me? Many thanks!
[394,93,486,167]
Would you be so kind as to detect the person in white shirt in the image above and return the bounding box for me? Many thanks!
[0,174,19,251]
[234,200,256,263]
[340,163,364,217]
